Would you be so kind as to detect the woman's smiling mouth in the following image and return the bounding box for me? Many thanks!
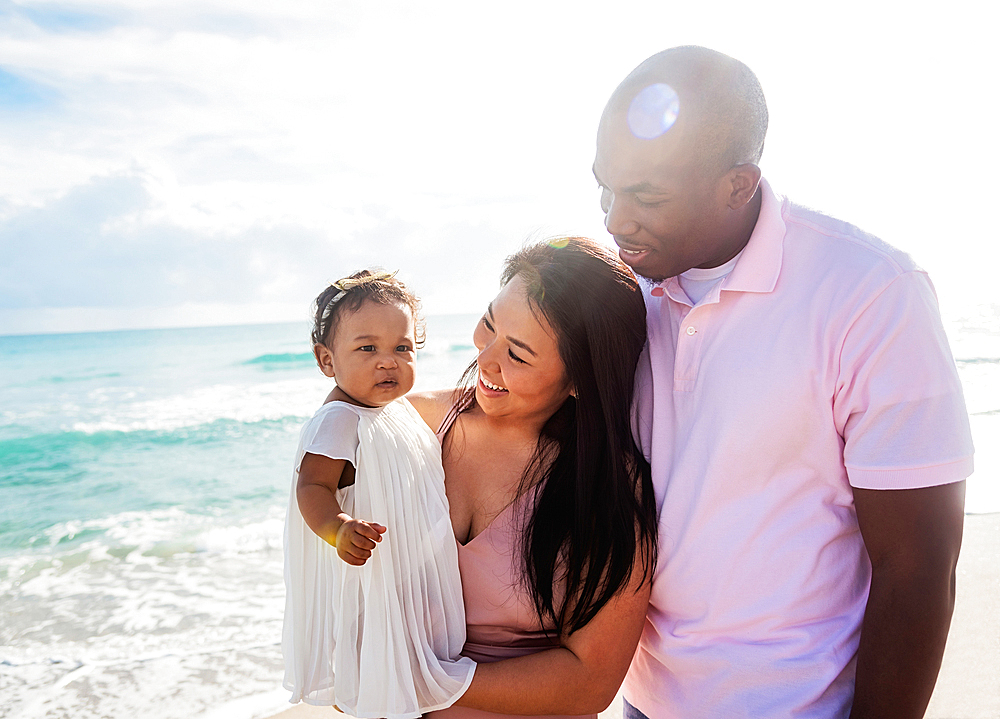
[479,375,508,393]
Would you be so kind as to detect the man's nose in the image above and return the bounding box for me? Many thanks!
[604,194,640,237]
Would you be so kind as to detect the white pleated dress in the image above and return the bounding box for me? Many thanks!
[283,398,476,718]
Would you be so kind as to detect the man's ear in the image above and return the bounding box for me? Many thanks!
[314,343,336,378]
[727,164,762,209]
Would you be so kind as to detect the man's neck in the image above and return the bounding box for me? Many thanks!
[701,186,762,270]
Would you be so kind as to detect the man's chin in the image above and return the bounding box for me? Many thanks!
[619,248,662,279]
[630,269,670,284]
[620,254,670,283]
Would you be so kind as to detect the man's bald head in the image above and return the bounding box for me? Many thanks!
[594,47,767,280]
[603,46,768,173]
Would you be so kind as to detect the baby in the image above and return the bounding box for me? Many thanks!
[282,270,475,718]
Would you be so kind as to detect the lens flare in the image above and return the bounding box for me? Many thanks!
[627,83,680,140]
[547,238,570,249]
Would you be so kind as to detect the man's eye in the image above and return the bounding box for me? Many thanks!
[508,348,526,364]
[635,195,666,208]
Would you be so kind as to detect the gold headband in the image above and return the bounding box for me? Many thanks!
[321,270,398,321]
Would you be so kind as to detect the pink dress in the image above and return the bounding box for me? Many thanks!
[429,410,597,719]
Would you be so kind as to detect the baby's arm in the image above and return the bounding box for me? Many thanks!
[296,453,386,566]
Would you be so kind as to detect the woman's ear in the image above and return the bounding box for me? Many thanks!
[314,343,336,378]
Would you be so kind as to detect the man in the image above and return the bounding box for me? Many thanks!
[594,46,974,718]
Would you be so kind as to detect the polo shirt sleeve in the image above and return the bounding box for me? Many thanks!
[834,270,974,489]
[297,403,360,471]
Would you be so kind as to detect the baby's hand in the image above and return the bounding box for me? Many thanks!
[335,517,386,566]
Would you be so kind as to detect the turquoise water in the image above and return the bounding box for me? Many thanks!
[0,320,479,553]
[1,324,317,553]
[0,309,996,719]
[0,316,481,719]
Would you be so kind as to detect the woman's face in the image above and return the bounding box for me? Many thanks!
[473,274,573,423]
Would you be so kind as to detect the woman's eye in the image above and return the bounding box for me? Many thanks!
[508,348,526,364]
[482,317,494,332]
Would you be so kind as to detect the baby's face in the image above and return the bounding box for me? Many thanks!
[322,300,417,407]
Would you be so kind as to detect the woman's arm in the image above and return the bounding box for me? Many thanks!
[456,570,651,715]
[297,453,385,566]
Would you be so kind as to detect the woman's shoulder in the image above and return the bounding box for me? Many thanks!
[405,389,458,431]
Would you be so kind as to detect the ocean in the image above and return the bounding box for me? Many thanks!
[1,308,997,719]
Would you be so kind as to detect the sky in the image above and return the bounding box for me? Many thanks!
[0,0,996,335]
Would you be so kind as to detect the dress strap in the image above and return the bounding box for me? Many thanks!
[435,388,475,442]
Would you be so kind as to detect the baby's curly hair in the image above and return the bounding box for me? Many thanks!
[310,270,425,348]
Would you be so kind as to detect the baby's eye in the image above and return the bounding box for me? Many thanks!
[396,344,413,353]
[358,345,375,352]
[508,348,526,364]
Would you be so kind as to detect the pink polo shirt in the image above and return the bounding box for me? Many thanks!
[626,179,974,718]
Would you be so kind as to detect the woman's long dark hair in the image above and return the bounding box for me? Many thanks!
[453,237,657,636]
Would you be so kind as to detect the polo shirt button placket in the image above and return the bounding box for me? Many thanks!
[674,308,703,393]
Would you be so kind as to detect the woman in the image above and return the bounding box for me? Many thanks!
[410,237,658,717]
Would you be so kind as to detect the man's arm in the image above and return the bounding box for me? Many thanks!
[849,480,966,719]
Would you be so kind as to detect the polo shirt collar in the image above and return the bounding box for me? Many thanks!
[721,177,785,294]
[648,177,785,304]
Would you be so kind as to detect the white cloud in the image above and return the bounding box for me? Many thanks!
[0,0,996,334]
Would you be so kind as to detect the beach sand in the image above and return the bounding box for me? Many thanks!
[269,513,999,719]
[925,512,1000,718]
